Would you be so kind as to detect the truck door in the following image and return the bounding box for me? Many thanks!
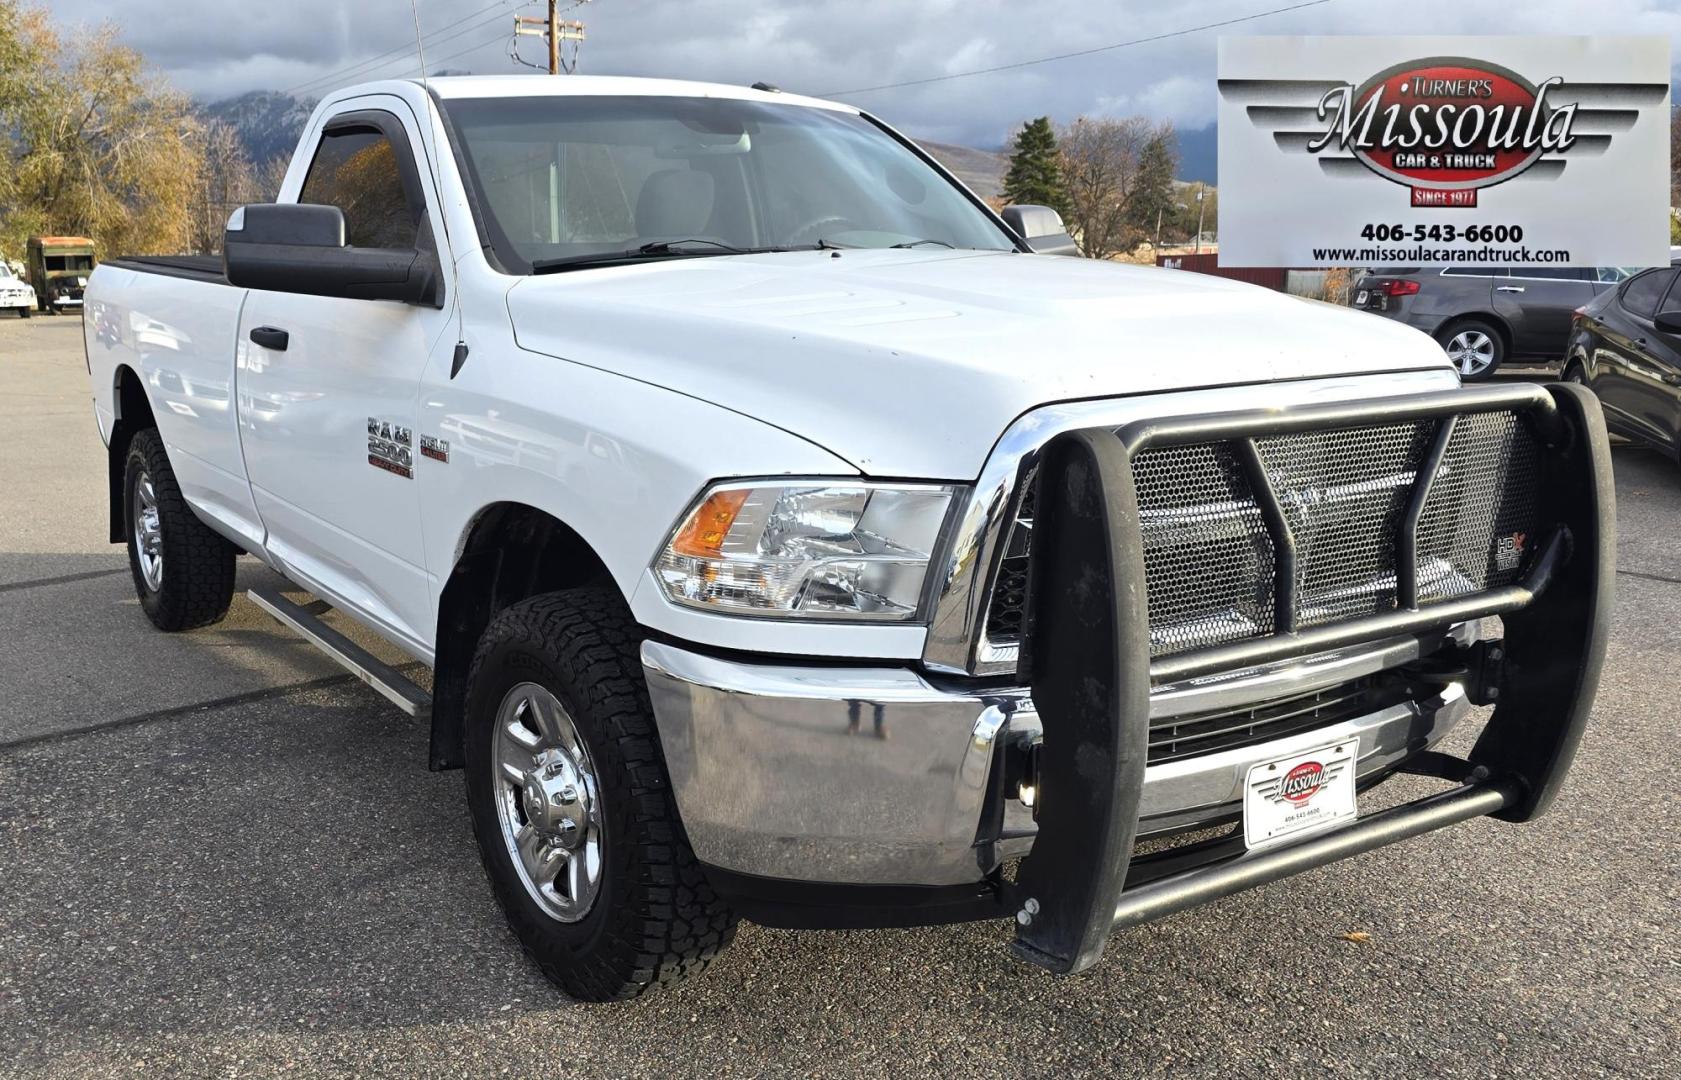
[235,99,454,655]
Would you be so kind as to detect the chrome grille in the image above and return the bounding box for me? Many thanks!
[982,410,1543,661]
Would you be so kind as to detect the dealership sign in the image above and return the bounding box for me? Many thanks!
[1218,37,1671,268]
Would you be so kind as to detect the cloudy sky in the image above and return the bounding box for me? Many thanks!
[44,0,1681,152]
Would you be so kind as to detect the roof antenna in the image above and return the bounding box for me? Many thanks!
[408,0,430,87]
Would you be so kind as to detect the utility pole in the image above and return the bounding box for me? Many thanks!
[514,1,589,75]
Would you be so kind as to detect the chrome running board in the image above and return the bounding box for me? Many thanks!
[246,587,432,719]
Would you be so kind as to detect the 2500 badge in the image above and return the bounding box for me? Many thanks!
[368,418,414,479]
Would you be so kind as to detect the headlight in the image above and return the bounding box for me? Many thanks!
[654,482,956,621]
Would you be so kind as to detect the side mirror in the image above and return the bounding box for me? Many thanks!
[1000,204,1079,256]
[1654,311,1681,335]
[223,203,440,307]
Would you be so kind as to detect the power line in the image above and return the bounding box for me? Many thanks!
[818,0,1335,97]
[281,1,512,97]
[282,4,507,95]
[425,21,534,71]
[514,0,590,75]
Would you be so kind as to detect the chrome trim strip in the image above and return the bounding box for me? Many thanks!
[1146,623,1472,721]
[920,372,1463,676]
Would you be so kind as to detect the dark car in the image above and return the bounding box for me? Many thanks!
[1565,255,1681,467]
[1350,266,1635,380]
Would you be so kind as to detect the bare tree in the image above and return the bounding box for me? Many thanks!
[194,120,260,253]
[255,154,293,203]
[1057,116,1177,261]
[1671,107,1681,208]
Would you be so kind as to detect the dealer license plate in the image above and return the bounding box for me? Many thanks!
[1243,741,1359,850]
[1354,289,1369,306]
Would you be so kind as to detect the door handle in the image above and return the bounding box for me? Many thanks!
[1495,286,1526,293]
[249,326,289,351]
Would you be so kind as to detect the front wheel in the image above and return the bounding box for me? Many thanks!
[124,428,238,630]
[463,587,737,1002]
[1439,319,1504,381]
[17,306,29,319]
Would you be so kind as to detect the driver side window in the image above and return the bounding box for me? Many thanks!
[299,127,418,249]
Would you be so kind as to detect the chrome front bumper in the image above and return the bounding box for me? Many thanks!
[642,629,1473,888]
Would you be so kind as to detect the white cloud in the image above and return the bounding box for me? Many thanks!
[1094,75,1218,130]
[38,0,1681,148]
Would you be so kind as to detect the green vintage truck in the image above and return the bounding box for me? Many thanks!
[27,236,95,314]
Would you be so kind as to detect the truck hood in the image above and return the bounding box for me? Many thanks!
[508,249,1452,479]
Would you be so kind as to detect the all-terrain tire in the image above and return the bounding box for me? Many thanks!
[463,586,737,1002]
[124,428,238,631]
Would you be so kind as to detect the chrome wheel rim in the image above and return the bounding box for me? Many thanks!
[1446,330,1496,377]
[492,682,603,922]
[132,469,164,591]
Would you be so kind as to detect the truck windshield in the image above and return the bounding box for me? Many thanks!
[440,95,1018,274]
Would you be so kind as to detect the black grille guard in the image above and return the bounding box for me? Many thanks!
[1010,382,1614,975]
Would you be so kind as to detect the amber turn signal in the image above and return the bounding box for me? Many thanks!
[671,488,751,558]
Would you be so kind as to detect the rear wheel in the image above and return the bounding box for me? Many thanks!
[1438,318,1504,380]
[463,587,737,1001]
[124,428,238,631]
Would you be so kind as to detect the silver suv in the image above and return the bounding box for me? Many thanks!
[1350,266,1634,380]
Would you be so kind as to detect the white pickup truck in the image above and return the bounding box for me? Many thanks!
[83,75,1614,1001]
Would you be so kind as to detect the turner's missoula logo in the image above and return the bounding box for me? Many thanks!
[1218,37,1670,269]
[1278,761,1326,804]
[1308,59,1579,207]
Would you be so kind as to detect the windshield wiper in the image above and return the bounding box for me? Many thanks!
[531,239,767,274]
[889,238,955,249]
[640,238,754,256]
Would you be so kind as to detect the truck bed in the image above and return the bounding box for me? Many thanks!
[102,255,227,284]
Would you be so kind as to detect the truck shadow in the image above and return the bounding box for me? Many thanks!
[1,439,1676,1070]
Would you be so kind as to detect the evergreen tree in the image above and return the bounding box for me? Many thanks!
[1002,117,1071,217]
[1128,128,1179,236]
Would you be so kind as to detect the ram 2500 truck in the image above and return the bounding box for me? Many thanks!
[82,76,1614,1002]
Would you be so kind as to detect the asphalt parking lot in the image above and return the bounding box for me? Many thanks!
[1,311,1678,1078]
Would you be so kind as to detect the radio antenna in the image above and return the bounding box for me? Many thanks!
[408,0,430,86]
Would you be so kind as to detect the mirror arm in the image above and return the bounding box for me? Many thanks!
[414,250,444,309]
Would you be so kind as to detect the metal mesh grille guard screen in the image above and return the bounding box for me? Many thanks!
[986,410,1543,660]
